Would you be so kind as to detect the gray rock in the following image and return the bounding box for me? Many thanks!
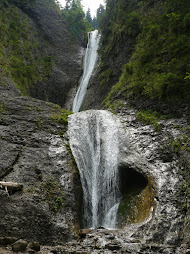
[105,243,121,251]
[0,84,82,244]
[28,250,36,254]
[0,236,18,246]
[28,241,40,251]
[12,239,28,252]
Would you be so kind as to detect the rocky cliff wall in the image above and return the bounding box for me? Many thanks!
[0,0,83,109]
[0,79,83,244]
[27,0,84,109]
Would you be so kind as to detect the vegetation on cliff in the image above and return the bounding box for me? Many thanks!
[0,0,54,95]
[61,0,88,39]
[61,0,98,40]
[99,0,190,104]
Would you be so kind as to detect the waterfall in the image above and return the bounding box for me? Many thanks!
[68,110,121,229]
[72,30,101,113]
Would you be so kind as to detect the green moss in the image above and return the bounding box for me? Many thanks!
[136,110,162,131]
[98,68,113,88]
[118,176,155,225]
[0,104,6,115]
[42,177,64,213]
[35,106,42,112]
[36,117,44,128]
[135,109,171,131]
[51,109,73,126]
[118,187,139,222]
[65,143,77,167]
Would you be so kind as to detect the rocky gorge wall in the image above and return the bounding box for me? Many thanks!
[0,80,83,245]
[0,0,83,109]
[0,0,190,253]
[26,0,84,109]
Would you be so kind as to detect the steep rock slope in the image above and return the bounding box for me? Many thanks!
[83,0,190,110]
[0,80,82,244]
[27,0,84,108]
[0,0,83,108]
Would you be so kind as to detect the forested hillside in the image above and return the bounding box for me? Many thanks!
[97,0,190,106]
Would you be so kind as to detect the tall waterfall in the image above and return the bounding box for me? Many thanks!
[68,110,121,229]
[72,30,100,113]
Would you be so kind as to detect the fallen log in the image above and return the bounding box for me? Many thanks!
[0,181,23,193]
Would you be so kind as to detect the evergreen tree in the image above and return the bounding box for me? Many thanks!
[86,8,92,25]
[61,0,88,39]
[96,4,105,30]
[92,17,97,29]
[65,0,72,10]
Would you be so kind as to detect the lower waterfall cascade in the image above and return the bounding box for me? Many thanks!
[68,110,121,229]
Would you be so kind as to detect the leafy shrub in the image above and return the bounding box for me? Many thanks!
[136,110,162,131]
[51,109,73,126]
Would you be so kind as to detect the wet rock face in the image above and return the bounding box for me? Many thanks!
[115,106,187,246]
[0,83,82,244]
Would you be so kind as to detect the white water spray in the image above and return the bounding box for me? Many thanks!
[68,110,121,229]
[72,30,100,113]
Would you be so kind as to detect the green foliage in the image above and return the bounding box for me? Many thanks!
[136,109,170,131]
[42,178,64,213]
[85,8,93,29]
[0,1,53,95]
[0,104,6,115]
[137,111,161,131]
[96,4,105,30]
[98,68,113,88]
[61,0,90,39]
[65,143,77,166]
[103,0,190,104]
[51,108,73,126]
[36,117,44,128]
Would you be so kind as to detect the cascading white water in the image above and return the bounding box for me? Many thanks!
[72,30,101,113]
[68,110,121,229]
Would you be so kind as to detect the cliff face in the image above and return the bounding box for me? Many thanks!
[0,79,82,244]
[27,0,84,109]
[0,0,83,109]
[0,0,84,244]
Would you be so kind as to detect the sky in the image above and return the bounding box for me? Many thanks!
[59,0,105,17]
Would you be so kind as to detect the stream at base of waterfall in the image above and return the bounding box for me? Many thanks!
[68,110,121,229]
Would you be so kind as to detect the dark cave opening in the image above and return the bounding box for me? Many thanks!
[118,164,154,226]
[119,165,148,196]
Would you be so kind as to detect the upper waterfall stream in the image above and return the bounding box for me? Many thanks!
[72,30,100,113]
[68,110,121,229]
